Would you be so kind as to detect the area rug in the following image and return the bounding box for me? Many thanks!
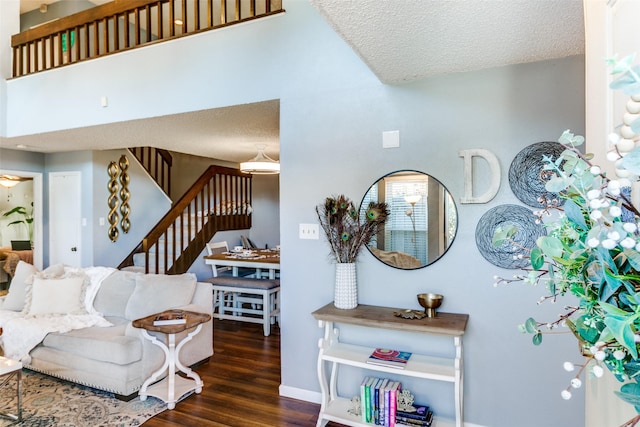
[0,370,166,426]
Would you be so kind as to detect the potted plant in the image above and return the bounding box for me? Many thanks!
[492,54,640,425]
[3,203,34,245]
[316,195,389,309]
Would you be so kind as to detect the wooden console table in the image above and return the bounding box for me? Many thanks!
[312,303,468,427]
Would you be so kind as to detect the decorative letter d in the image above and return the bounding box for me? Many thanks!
[459,149,501,204]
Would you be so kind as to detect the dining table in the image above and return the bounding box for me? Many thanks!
[204,249,280,280]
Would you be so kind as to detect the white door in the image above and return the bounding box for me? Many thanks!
[49,172,81,267]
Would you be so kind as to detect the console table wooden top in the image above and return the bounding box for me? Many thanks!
[312,303,468,337]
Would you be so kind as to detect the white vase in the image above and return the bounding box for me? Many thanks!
[334,263,357,309]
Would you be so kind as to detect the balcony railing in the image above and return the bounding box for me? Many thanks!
[12,0,284,78]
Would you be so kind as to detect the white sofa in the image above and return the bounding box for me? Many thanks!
[0,262,213,399]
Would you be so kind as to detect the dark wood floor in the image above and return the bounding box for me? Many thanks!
[144,319,344,427]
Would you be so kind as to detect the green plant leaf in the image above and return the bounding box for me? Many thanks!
[615,382,640,407]
[2,206,27,217]
[545,176,574,193]
[575,315,600,343]
[532,332,542,346]
[611,53,637,74]
[523,317,538,334]
[530,247,544,270]
[537,236,564,259]
[492,225,517,247]
[603,314,639,359]
[563,199,587,230]
[600,301,631,317]
[624,362,640,380]
[621,147,640,175]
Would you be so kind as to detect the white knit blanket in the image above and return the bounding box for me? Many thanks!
[0,266,115,363]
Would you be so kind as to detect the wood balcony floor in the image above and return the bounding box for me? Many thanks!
[144,319,346,427]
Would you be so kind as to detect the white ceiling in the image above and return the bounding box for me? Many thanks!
[4,0,585,163]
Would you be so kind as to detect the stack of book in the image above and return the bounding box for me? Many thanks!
[395,404,434,427]
[366,348,412,369]
[360,376,401,426]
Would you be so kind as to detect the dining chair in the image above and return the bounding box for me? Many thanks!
[241,235,258,249]
[206,241,232,277]
[206,241,239,314]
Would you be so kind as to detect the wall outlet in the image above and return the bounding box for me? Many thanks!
[99,217,105,226]
[299,223,319,239]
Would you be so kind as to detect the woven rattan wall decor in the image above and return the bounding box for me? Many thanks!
[475,204,546,269]
[508,141,565,208]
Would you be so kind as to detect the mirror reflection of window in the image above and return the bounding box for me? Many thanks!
[384,176,428,264]
[360,170,458,270]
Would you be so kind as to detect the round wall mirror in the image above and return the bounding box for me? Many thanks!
[360,170,458,269]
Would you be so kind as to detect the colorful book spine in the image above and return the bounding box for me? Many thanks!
[360,376,370,424]
[383,380,391,427]
[378,378,388,425]
[364,377,375,423]
[389,381,400,427]
[373,378,382,424]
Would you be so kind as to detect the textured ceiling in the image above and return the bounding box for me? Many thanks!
[1,100,281,163]
[4,0,585,162]
[310,0,585,84]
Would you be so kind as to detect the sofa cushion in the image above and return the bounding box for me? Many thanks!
[41,322,142,365]
[1,261,38,311]
[93,270,138,318]
[25,274,88,316]
[125,273,197,320]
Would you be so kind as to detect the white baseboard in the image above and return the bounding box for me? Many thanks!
[279,384,322,404]
[278,385,488,427]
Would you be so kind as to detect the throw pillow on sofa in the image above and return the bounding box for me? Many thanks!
[25,275,87,315]
[1,260,38,311]
[125,273,197,320]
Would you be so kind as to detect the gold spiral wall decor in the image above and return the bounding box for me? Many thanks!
[118,155,131,234]
[107,161,120,242]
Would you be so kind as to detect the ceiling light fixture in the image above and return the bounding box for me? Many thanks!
[0,175,21,188]
[240,145,280,175]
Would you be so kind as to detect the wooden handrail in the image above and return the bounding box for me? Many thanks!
[13,0,162,45]
[12,0,284,77]
[118,165,252,274]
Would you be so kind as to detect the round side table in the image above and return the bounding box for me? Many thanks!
[132,309,211,409]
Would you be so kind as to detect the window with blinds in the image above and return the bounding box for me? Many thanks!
[361,175,428,264]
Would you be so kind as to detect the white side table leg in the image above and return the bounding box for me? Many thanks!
[138,329,170,402]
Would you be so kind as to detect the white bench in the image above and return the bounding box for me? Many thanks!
[206,277,280,336]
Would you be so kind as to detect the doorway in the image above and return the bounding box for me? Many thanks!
[49,171,81,267]
[0,169,43,269]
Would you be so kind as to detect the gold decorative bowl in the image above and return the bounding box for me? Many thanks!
[417,293,443,318]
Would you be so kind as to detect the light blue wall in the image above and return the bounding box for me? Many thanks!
[90,149,170,268]
[4,1,586,425]
[43,149,169,268]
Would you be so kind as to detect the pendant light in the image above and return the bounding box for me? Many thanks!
[0,175,21,188]
[240,145,280,174]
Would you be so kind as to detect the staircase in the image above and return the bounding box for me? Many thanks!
[129,147,172,197]
[118,165,252,274]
